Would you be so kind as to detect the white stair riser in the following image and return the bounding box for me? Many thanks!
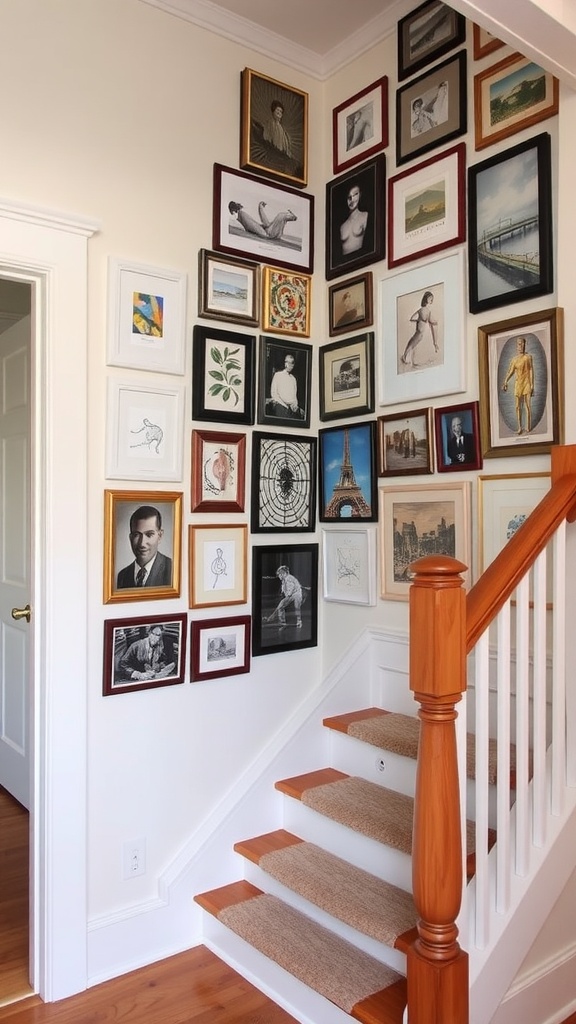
[326,730,417,797]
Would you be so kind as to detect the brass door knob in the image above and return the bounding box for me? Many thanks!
[11,604,31,623]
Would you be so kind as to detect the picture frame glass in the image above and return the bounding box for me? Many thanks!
[377,408,433,476]
[320,333,374,421]
[322,528,376,605]
[319,422,377,522]
[257,335,312,429]
[251,432,316,532]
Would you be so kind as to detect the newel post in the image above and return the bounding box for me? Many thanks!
[406,555,469,1024]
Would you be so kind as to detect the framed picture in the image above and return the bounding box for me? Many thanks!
[103,490,182,604]
[190,615,251,682]
[262,265,311,337]
[377,407,434,477]
[387,143,466,269]
[319,332,375,422]
[473,24,505,60]
[322,528,377,606]
[192,325,255,426]
[240,68,308,189]
[434,401,483,472]
[396,51,467,167]
[325,154,386,281]
[477,306,564,458]
[213,163,314,274]
[191,429,246,513]
[188,524,248,609]
[328,273,373,337]
[378,250,466,406]
[318,421,377,523]
[474,53,559,151]
[379,481,471,600]
[256,335,312,429]
[252,543,318,656]
[106,379,185,482]
[251,431,317,533]
[468,132,553,314]
[197,248,260,327]
[102,613,187,696]
[107,258,186,375]
[397,0,466,81]
[477,473,551,577]
[332,76,389,175]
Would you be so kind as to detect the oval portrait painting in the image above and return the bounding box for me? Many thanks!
[497,332,548,438]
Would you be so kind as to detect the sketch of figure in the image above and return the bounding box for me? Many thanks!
[130,418,163,453]
[336,542,360,586]
[228,200,296,241]
[210,547,227,588]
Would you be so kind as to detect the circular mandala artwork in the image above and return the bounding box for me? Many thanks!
[258,436,313,529]
[269,272,308,334]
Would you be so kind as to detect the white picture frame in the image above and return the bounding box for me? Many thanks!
[378,250,466,406]
[322,528,376,606]
[477,472,551,574]
[107,258,187,374]
[106,379,185,481]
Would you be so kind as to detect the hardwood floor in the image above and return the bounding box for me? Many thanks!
[0,786,32,1005]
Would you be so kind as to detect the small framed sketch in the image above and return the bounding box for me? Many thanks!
[251,431,317,533]
[325,155,386,281]
[328,273,373,337]
[257,335,312,429]
[322,528,377,606]
[379,250,466,406]
[434,401,482,472]
[102,613,187,696]
[252,543,318,657]
[473,24,505,61]
[478,473,551,576]
[478,306,564,458]
[198,248,260,327]
[377,407,434,477]
[190,615,251,682]
[474,54,558,151]
[262,265,311,337]
[319,333,375,422]
[106,379,185,482]
[379,481,471,600]
[107,258,186,375]
[396,51,467,167]
[397,0,465,81]
[192,325,255,426]
[103,490,182,604]
[332,76,388,174]
[191,429,246,513]
[240,68,308,189]
[387,143,466,269]
[213,163,314,274]
[188,524,248,609]
[468,132,553,314]
[318,421,377,523]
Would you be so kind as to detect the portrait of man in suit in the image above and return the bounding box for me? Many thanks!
[116,504,173,590]
[445,414,475,465]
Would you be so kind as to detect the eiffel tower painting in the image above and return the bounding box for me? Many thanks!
[324,427,372,518]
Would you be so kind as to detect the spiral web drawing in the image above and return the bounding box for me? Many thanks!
[258,437,312,528]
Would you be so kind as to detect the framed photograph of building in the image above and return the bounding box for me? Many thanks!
[262,265,311,337]
[103,490,182,604]
[328,273,373,337]
[188,523,248,609]
[377,407,434,477]
[474,53,558,151]
[332,76,389,174]
[319,332,375,422]
[397,0,465,81]
[103,613,187,696]
[396,51,467,166]
[318,421,377,523]
[190,615,251,682]
[257,335,312,429]
[434,400,482,472]
[198,248,260,327]
[252,543,318,656]
[251,431,317,533]
[240,68,308,189]
[191,429,246,513]
[322,528,377,606]
[192,325,256,426]
[325,155,386,280]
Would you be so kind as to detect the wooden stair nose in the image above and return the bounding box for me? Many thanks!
[352,978,407,1024]
[234,829,303,863]
[323,707,389,733]
[194,880,262,917]
[275,767,348,799]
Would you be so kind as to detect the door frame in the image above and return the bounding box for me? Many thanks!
[0,197,98,1001]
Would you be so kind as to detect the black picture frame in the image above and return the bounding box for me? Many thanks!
[468,132,553,314]
[103,613,187,695]
[396,51,467,167]
[240,68,308,189]
[252,543,318,656]
[319,332,375,422]
[192,325,256,426]
[325,154,386,281]
[251,431,317,533]
[318,421,378,522]
[257,335,312,429]
[397,0,466,81]
[434,401,483,472]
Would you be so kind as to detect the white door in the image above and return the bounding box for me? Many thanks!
[0,313,31,809]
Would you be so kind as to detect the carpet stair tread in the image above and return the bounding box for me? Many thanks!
[234,829,418,951]
[194,880,407,1024]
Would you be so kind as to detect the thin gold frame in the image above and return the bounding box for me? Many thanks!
[103,490,182,604]
[240,68,308,189]
[262,265,311,337]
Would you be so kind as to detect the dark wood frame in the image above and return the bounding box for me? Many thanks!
[325,154,386,281]
[434,400,483,472]
[319,332,375,422]
[473,24,505,61]
[332,75,389,174]
[103,613,187,695]
[397,0,465,81]
[197,248,260,327]
[192,325,256,426]
[468,132,553,314]
[377,407,434,477]
[328,272,373,337]
[250,431,317,533]
[190,614,251,682]
[318,421,377,523]
[251,543,318,657]
[191,429,246,513]
[256,334,312,430]
[240,68,308,189]
[396,51,467,167]
[103,490,182,604]
[474,52,559,152]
